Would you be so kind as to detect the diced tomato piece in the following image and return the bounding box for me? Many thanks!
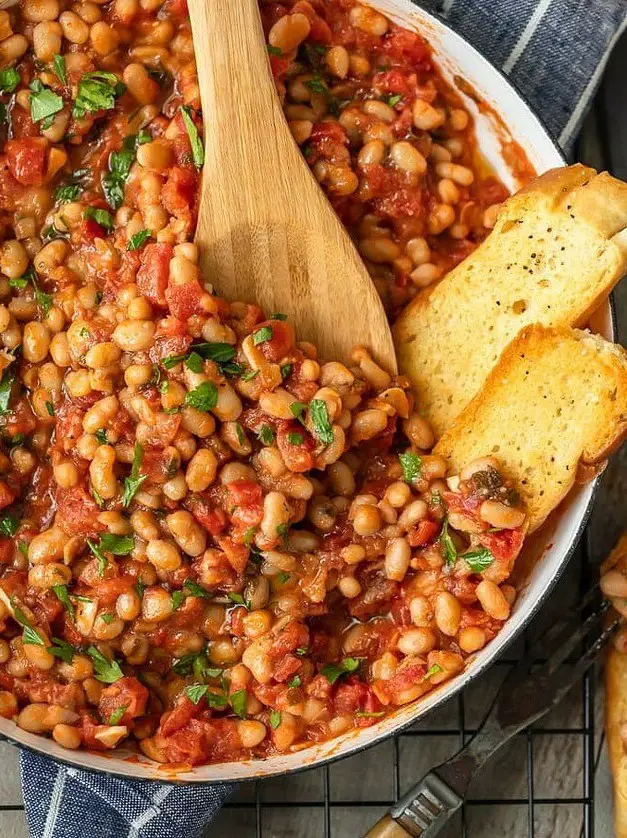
[185,496,228,535]
[276,421,316,473]
[252,319,295,362]
[382,27,431,68]
[227,479,262,508]
[160,695,199,737]
[137,243,173,308]
[88,576,135,605]
[0,538,13,564]
[160,717,217,764]
[5,138,47,186]
[81,218,106,241]
[371,69,415,97]
[270,54,290,79]
[165,278,205,320]
[269,621,309,659]
[98,677,148,727]
[334,678,381,716]
[273,654,302,682]
[349,573,398,620]
[477,528,525,564]
[149,317,192,363]
[407,519,439,547]
[55,485,103,536]
[0,481,15,510]
[216,536,249,575]
[139,414,181,449]
[162,167,197,216]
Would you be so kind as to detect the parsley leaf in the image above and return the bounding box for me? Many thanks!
[0,513,19,537]
[99,533,135,555]
[252,325,272,345]
[228,592,251,610]
[280,363,292,380]
[171,590,186,611]
[287,431,303,446]
[183,578,212,599]
[11,600,45,646]
[87,646,124,683]
[122,442,146,508]
[205,691,228,709]
[309,398,334,445]
[51,584,75,621]
[180,105,204,168]
[424,663,444,680]
[289,402,307,422]
[53,55,67,85]
[399,451,422,484]
[108,705,127,725]
[48,637,75,664]
[162,353,187,370]
[55,168,90,203]
[230,689,248,719]
[45,400,55,416]
[320,657,362,685]
[73,70,125,119]
[287,675,301,688]
[185,381,218,412]
[267,45,282,57]
[462,546,494,574]
[257,425,275,445]
[305,73,328,95]
[29,79,63,125]
[0,366,15,414]
[0,68,19,93]
[185,352,204,373]
[185,684,208,705]
[191,342,236,364]
[127,229,151,251]
[439,518,457,565]
[95,429,108,444]
[269,709,281,729]
[84,206,114,230]
[103,141,137,210]
[385,93,403,107]
[87,537,109,576]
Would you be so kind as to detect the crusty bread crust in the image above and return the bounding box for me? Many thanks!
[395,164,627,438]
[434,325,627,533]
[605,534,627,838]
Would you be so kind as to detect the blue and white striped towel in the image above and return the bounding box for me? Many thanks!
[18,1,627,836]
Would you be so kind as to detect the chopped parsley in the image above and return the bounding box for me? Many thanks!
[183,578,212,599]
[87,537,109,576]
[11,599,45,647]
[107,705,127,725]
[29,79,63,128]
[320,657,362,685]
[280,363,293,380]
[185,352,204,373]
[0,366,15,414]
[424,663,444,680]
[55,168,90,203]
[289,402,307,422]
[122,442,147,508]
[171,590,186,611]
[51,584,75,621]
[84,206,114,230]
[95,429,108,445]
[103,136,141,210]
[230,689,248,719]
[257,425,275,445]
[269,709,281,729]
[185,684,208,705]
[228,592,251,610]
[0,513,19,537]
[309,399,334,446]
[287,431,304,446]
[266,45,283,57]
[180,105,204,168]
[399,451,422,484]
[72,70,125,119]
[439,518,457,566]
[48,637,75,664]
[235,423,245,445]
[185,381,218,412]
[305,73,328,95]
[385,94,403,107]
[87,646,124,683]
[287,675,301,688]
[276,571,290,585]
[462,546,494,574]
[127,229,151,251]
[45,400,55,416]
[52,54,67,85]
[252,325,273,345]
[99,533,135,555]
[0,68,20,93]
[100,613,114,625]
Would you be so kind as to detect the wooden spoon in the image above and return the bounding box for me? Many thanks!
[188,0,397,372]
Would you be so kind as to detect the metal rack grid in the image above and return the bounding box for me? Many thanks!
[211,539,598,838]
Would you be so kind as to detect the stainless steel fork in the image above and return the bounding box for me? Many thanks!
[364,588,620,838]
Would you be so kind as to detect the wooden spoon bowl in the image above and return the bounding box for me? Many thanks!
[189,0,396,372]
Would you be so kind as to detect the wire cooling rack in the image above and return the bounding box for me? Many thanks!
[210,538,598,838]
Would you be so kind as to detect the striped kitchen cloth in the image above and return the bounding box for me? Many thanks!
[18,1,627,837]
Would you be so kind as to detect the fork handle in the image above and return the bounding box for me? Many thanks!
[364,815,413,837]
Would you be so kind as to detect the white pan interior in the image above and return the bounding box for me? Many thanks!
[2,0,609,782]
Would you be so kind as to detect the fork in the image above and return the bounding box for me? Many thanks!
[364,587,620,838]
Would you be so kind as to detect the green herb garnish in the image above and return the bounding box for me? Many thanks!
[320,657,362,685]
[180,105,204,168]
[399,451,422,484]
[122,443,146,508]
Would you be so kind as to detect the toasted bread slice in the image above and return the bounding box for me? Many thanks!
[395,164,627,437]
[434,325,627,533]
[604,534,627,838]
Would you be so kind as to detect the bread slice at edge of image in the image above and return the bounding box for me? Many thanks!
[605,534,627,838]
[434,324,627,533]
[394,163,627,439]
